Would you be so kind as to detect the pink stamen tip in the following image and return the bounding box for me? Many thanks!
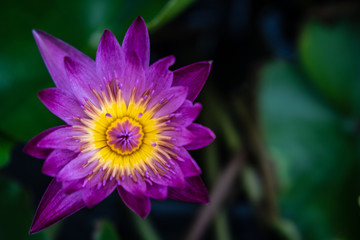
[121,176,125,181]
[146,179,153,185]
[82,178,89,187]
[109,176,113,181]
[138,113,143,118]
[117,180,121,185]
[129,174,133,179]
[97,182,102,189]
[166,120,171,124]
[151,143,157,147]
[102,179,106,186]
[106,113,113,118]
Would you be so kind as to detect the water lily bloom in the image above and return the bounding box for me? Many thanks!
[24,17,214,234]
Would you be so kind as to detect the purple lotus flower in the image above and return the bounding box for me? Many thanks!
[24,17,214,234]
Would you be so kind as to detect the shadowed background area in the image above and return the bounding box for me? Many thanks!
[1,0,360,239]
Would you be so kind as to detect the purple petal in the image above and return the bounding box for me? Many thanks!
[148,86,188,118]
[122,16,150,68]
[167,176,209,203]
[145,183,168,200]
[175,147,201,177]
[24,126,66,159]
[64,56,100,105]
[62,179,84,194]
[184,123,215,150]
[42,149,78,177]
[122,52,145,102]
[63,169,106,194]
[117,186,151,218]
[120,174,147,197]
[82,180,117,208]
[150,160,186,188]
[145,55,175,92]
[36,126,82,151]
[163,127,194,146]
[56,151,97,181]
[172,61,212,101]
[32,30,95,93]
[172,100,202,126]
[96,29,125,82]
[30,179,86,234]
[38,88,85,125]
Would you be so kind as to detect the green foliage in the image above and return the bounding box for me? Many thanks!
[299,21,360,115]
[131,214,161,240]
[94,220,121,240]
[0,176,49,240]
[0,137,13,168]
[259,60,360,240]
[148,0,196,32]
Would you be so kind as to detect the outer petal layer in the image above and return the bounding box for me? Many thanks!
[184,123,215,150]
[42,149,78,177]
[64,56,101,104]
[38,88,85,125]
[32,30,95,93]
[122,17,150,68]
[167,176,209,203]
[118,186,151,218]
[24,126,66,159]
[145,55,175,92]
[173,61,212,101]
[30,180,86,234]
[82,181,117,208]
[176,147,202,177]
[36,126,82,151]
[96,30,125,81]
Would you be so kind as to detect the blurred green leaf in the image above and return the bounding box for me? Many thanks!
[259,60,360,240]
[0,137,14,168]
[299,21,360,115]
[0,175,49,240]
[148,0,196,32]
[94,220,121,240]
[271,218,301,240]
[242,166,262,204]
[131,213,161,240]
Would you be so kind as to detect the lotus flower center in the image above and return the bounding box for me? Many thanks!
[106,117,144,155]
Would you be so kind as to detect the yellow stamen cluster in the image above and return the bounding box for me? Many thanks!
[72,81,177,183]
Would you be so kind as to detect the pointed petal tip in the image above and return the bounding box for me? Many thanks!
[32,29,44,38]
[29,224,42,235]
[135,16,146,24]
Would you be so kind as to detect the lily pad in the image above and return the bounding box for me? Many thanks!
[299,21,360,115]
[259,60,360,240]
